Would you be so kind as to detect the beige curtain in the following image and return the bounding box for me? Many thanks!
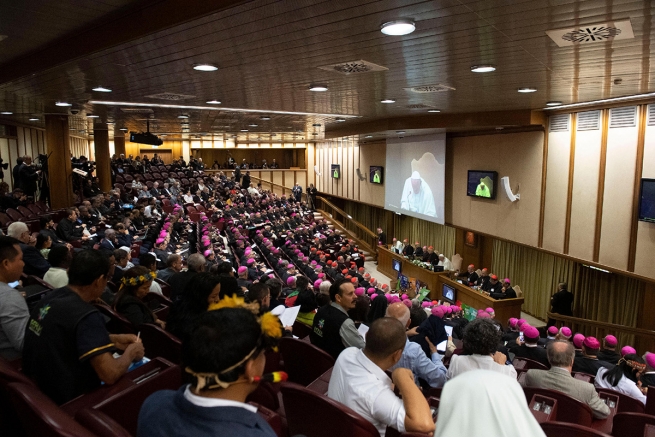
[396,216,456,259]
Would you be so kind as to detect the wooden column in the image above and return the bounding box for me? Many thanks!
[114,134,126,157]
[93,123,112,193]
[45,114,74,209]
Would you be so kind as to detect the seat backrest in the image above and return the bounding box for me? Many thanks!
[450,253,463,272]
[540,420,612,437]
[646,385,655,416]
[5,208,23,222]
[645,424,655,437]
[155,278,172,298]
[291,320,312,338]
[572,372,595,383]
[612,412,655,437]
[514,357,548,371]
[306,367,333,396]
[596,388,645,414]
[0,212,11,227]
[523,387,594,427]
[514,285,523,297]
[75,408,132,437]
[279,337,335,386]
[94,304,136,334]
[280,383,380,437]
[7,382,97,437]
[529,394,558,423]
[17,206,35,218]
[139,323,181,364]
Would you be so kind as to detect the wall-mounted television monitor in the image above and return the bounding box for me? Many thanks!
[370,166,384,184]
[467,170,497,199]
[392,259,401,274]
[442,283,456,303]
[331,164,341,179]
[639,179,655,222]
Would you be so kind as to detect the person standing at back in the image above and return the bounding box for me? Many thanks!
[12,157,23,191]
[548,282,573,326]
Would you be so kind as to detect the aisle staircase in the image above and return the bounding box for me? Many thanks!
[313,211,374,261]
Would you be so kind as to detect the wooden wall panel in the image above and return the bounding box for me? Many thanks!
[598,121,639,270]
[296,171,306,190]
[632,119,655,278]
[307,143,315,187]
[568,128,602,261]
[542,130,572,253]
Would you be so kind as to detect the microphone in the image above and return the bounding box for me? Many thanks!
[251,371,288,384]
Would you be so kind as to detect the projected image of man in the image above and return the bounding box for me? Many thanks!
[475,179,491,198]
[400,171,436,217]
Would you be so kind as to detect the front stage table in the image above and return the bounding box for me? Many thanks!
[376,246,449,294]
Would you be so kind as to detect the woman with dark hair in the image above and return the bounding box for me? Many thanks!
[166,273,221,340]
[594,354,647,404]
[295,289,318,327]
[348,295,370,326]
[366,294,388,326]
[218,275,242,299]
[113,266,165,329]
[35,232,52,259]
[138,306,282,437]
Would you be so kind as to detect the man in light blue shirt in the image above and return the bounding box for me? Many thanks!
[386,303,448,388]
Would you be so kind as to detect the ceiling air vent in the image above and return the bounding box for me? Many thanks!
[404,84,455,93]
[144,92,195,101]
[119,108,154,114]
[609,106,636,128]
[317,60,388,75]
[648,105,655,126]
[546,19,634,47]
[406,104,434,109]
[577,110,600,131]
[549,114,570,132]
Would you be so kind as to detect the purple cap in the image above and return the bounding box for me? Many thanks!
[355,287,364,296]
[367,288,375,295]
[485,307,494,314]
[573,333,586,348]
[286,277,295,286]
[508,318,518,329]
[311,260,317,266]
[401,294,408,300]
[477,311,491,319]
[621,346,637,356]
[604,335,617,347]
[402,299,412,308]
[524,326,540,340]
[431,306,445,318]
[203,250,211,257]
[445,306,453,314]
[583,336,600,350]
[421,301,431,308]
[547,326,559,336]
[246,258,255,265]
[268,274,275,279]
[237,266,247,275]
[559,327,572,338]
[645,352,655,369]
[517,319,527,328]
[371,293,378,300]
[317,273,325,279]
[155,238,165,244]
[313,280,322,289]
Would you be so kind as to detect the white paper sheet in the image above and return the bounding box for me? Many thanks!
[358,323,369,338]
[279,305,301,327]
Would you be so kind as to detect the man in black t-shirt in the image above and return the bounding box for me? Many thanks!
[22,250,144,404]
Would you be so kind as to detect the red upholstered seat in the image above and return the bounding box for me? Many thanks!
[279,337,335,386]
[540,421,611,437]
[523,387,594,427]
[139,323,181,364]
[7,382,97,437]
[155,278,172,298]
[17,205,35,219]
[0,212,12,228]
[291,320,312,338]
[280,382,381,437]
[513,357,548,371]
[250,402,287,437]
[0,357,36,435]
[612,412,655,437]
[75,408,132,437]
[646,385,655,416]
[574,372,596,384]
[5,208,23,222]
[595,388,645,414]
[94,303,136,334]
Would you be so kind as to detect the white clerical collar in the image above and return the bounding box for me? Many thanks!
[183,385,257,413]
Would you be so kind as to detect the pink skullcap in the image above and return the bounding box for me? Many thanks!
[314,280,322,289]
[203,250,211,257]
[286,277,295,286]
[477,309,484,315]
[245,248,251,253]
[547,326,559,336]
[318,273,325,279]
[287,265,295,271]
[559,327,572,338]
[621,346,637,356]
[311,260,317,266]
[583,336,600,350]
[431,306,445,318]
[508,318,518,329]
[402,299,412,308]
[367,288,375,295]
[517,319,527,328]
[155,238,165,244]
[294,249,300,254]
[604,335,617,347]
[246,258,255,265]
[401,294,408,300]
[445,306,453,314]
[370,293,378,300]
[278,260,285,265]
[392,296,402,304]
[478,311,491,319]
[421,301,432,308]
[268,274,275,279]
[485,307,494,314]
[237,266,248,274]
[385,294,394,303]
[285,241,291,246]
[355,287,364,296]
[645,352,655,368]
[503,278,510,283]
[524,326,540,340]
[573,333,585,348]
[364,273,371,279]
[159,231,167,238]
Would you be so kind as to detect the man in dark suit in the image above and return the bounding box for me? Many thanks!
[149,181,161,197]
[549,282,574,325]
[457,264,480,286]
[100,229,118,252]
[508,325,549,368]
[573,336,614,375]
[376,228,386,246]
[241,171,251,190]
[596,335,621,365]
[8,222,50,278]
[57,208,87,243]
[18,156,40,198]
[402,239,414,257]
[641,353,655,388]
[490,278,516,299]
[12,157,23,190]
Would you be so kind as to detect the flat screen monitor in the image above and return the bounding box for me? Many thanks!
[392,258,401,273]
[370,166,384,184]
[467,170,498,200]
[639,178,655,222]
[442,284,456,303]
[331,164,341,179]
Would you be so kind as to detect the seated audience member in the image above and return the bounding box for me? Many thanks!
[447,318,516,380]
[367,294,389,326]
[56,208,89,243]
[113,248,129,283]
[166,273,221,340]
[114,266,165,329]
[39,215,68,247]
[0,237,29,360]
[35,232,52,259]
[310,279,365,359]
[100,229,118,252]
[402,239,414,257]
[508,325,549,368]
[246,282,271,312]
[43,246,72,288]
[267,278,285,310]
[138,306,281,437]
[169,253,206,301]
[476,268,490,288]
[572,333,585,357]
[316,280,332,308]
[597,335,621,365]
[435,370,546,437]
[22,250,145,404]
[139,253,163,295]
[457,264,479,286]
[641,352,655,388]
[521,340,610,419]
[573,336,614,375]
[285,276,309,307]
[595,354,647,404]
[436,254,452,270]
[295,288,318,327]
[7,222,50,278]
[237,266,252,290]
[482,274,501,294]
[539,325,559,347]
[386,302,448,389]
[409,306,427,329]
[328,318,435,437]
[490,278,516,299]
[157,253,183,283]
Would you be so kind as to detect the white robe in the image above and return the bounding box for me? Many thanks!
[400,177,437,217]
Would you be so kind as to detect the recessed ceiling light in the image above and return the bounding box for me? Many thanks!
[87,115,99,118]
[381,20,416,36]
[427,109,441,113]
[546,101,563,106]
[381,99,396,104]
[249,124,258,127]
[396,130,405,134]
[496,126,504,130]
[365,135,373,138]
[240,129,249,132]
[518,87,537,93]
[29,118,39,121]
[92,86,112,92]
[55,102,72,106]
[260,116,271,120]
[160,134,167,137]
[309,84,328,92]
[335,118,346,122]
[206,100,221,104]
[119,128,128,131]
[470,65,496,73]
[0,111,12,115]
[178,114,189,119]
[193,64,218,71]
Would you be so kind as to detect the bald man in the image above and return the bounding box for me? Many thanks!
[386,303,448,389]
[400,171,436,217]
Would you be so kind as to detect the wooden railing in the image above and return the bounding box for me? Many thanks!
[316,195,379,257]
[247,175,297,198]
[547,312,655,354]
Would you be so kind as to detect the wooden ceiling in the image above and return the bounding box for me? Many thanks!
[0,0,652,140]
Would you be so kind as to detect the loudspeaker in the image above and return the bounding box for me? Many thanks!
[501,176,520,202]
